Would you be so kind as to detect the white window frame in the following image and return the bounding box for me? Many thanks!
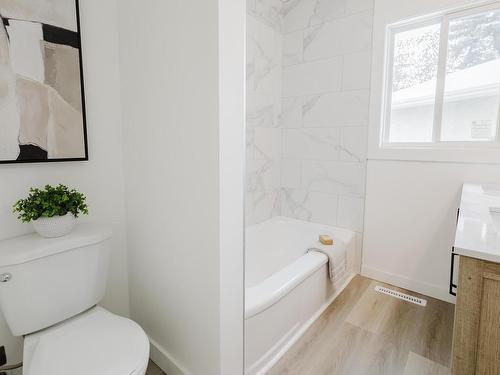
[375,0,500,160]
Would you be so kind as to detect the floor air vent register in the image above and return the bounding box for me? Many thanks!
[375,285,427,307]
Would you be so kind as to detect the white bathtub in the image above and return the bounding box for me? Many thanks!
[244,217,360,375]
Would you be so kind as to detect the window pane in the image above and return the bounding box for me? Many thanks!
[388,23,441,143]
[441,9,500,142]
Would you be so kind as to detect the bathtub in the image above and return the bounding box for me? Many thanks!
[244,217,360,375]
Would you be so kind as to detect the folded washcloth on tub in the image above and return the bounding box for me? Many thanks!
[307,239,347,281]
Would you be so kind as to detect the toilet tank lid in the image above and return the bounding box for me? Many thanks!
[0,224,112,267]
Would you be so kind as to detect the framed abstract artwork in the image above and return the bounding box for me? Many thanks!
[0,0,88,164]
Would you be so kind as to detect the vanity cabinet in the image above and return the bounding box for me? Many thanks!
[452,255,500,375]
[452,184,500,373]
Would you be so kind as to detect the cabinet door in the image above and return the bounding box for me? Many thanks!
[452,256,500,375]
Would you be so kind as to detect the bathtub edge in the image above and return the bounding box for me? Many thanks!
[253,271,357,375]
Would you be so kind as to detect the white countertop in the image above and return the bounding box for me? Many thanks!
[454,184,500,263]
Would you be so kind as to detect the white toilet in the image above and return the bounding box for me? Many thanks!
[0,224,150,375]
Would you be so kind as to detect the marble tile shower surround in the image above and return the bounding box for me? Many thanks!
[246,0,374,232]
[246,4,283,225]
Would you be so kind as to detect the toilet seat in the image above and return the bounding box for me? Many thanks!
[23,307,150,375]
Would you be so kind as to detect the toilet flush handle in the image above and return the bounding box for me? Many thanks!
[0,273,12,283]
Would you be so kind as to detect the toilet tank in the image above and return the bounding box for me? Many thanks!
[0,224,112,336]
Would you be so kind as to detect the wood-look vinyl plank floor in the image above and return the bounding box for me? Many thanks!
[145,360,167,375]
[403,352,451,375]
[267,276,455,375]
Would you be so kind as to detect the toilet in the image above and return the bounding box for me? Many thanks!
[0,224,150,375]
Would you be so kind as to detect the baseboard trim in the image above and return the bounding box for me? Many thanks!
[361,265,456,304]
[149,337,190,375]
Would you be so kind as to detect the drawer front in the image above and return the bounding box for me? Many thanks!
[452,257,500,375]
[476,271,500,375]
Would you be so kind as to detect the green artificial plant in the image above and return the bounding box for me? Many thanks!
[13,184,89,223]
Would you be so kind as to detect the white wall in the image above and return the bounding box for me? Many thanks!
[219,0,245,372]
[117,1,245,374]
[0,0,129,366]
[362,0,500,302]
[363,160,500,302]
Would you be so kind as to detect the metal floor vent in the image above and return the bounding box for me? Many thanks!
[375,286,427,307]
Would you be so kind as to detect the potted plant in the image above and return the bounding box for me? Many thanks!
[13,184,89,238]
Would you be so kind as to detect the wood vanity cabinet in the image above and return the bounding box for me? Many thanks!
[452,255,500,375]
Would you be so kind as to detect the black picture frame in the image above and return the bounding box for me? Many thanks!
[0,0,88,165]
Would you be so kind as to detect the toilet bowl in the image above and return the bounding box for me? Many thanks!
[0,225,150,375]
[23,307,150,375]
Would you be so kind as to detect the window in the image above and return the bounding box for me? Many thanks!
[383,3,500,147]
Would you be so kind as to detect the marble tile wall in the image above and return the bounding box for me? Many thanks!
[246,0,374,233]
[279,0,373,232]
[246,1,283,225]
